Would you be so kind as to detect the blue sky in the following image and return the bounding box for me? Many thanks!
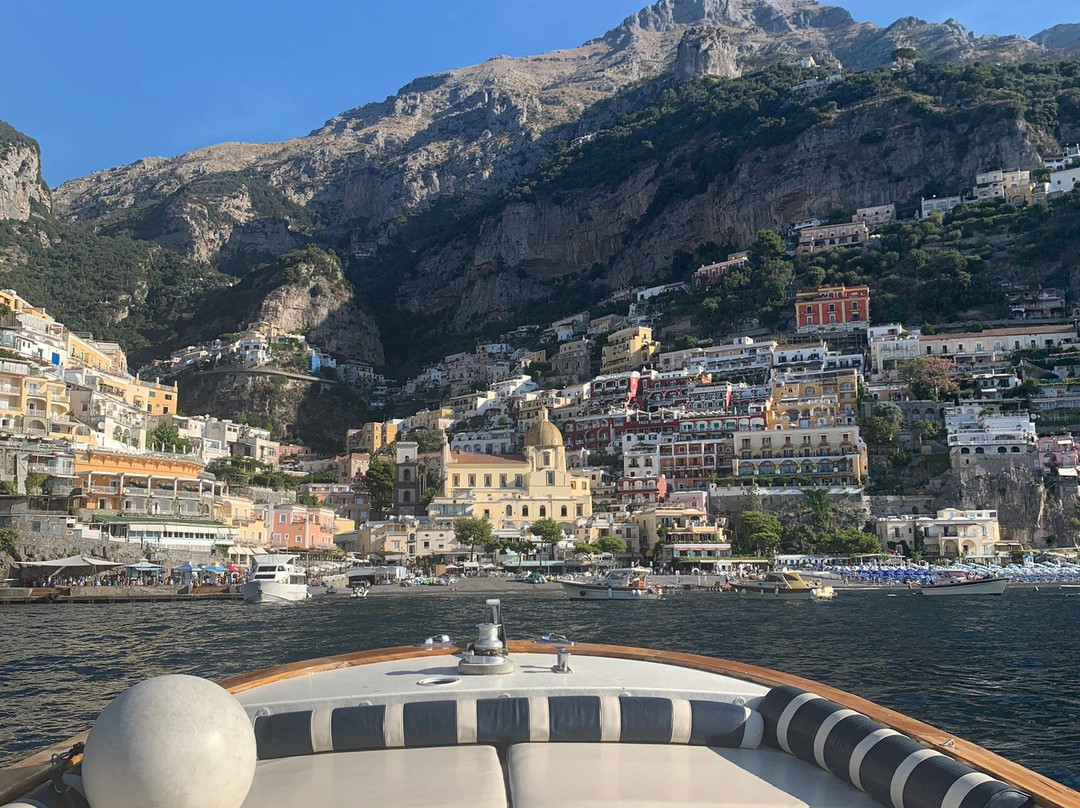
[0,0,1073,186]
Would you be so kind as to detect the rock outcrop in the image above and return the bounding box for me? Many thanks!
[0,122,50,222]
[188,246,384,366]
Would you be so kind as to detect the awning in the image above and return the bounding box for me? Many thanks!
[18,555,122,574]
[126,559,164,572]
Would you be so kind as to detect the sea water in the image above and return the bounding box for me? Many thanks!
[1,586,1078,786]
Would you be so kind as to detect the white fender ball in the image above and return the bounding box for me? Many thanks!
[82,674,257,808]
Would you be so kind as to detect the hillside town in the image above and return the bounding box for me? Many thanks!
[2,145,1080,580]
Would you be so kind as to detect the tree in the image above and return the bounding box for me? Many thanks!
[891,47,917,64]
[530,518,564,564]
[737,510,782,555]
[899,357,959,401]
[819,527,882,556]
[361,457,395,516]
[148,423,191,454]
[912,419,942,441]
[862,416,900,447]
[597,535,627,557]
[454,517,493,562]
[407,429,445,453]
[750,229,785,264]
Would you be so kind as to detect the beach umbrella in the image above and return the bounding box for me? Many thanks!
[203,565,229,574]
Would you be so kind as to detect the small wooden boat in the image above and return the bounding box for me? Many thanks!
[919,576,1009,596]
[561,567,662,600]
[2,599,1076,808]
[736,571,836,600]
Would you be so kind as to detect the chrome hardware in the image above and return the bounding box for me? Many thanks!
[538,632,574,646]
[552,646,572,674]
[459,598,514,675]
[419,633,456,648]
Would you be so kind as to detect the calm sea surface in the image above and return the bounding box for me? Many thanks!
[1,586,1078,787]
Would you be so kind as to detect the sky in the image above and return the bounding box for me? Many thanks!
[0,0,1074,187]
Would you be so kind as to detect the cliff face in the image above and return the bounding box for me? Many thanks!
[177,371,368,453]
[188,246,384,366]
[51,0,1053,273]
[0,123,50,222]
[398,96,1050,331]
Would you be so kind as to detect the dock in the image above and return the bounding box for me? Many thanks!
[0,585,243,604]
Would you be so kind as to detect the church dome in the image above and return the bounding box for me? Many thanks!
[525,409,563,448]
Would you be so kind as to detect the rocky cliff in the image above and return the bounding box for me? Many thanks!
[52,0,1058,274]
[0,121,50,222]
[189,245,383,366]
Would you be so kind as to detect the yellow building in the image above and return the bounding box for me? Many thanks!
[428,411,592,532]
[215,494,269,546]
[601,326,660,375]
[0,358,75,440]
[346,421,399,454]
[74,449,223,518]
[732,424,868,486]
[771,369,860,420]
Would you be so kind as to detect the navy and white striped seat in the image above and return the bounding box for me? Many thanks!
[253,695,762,760]
[759,685,1033,808]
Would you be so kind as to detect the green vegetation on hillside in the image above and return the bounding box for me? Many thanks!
[0,212,228,363]
[657,193,1080,340]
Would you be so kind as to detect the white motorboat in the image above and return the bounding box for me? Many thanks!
[561,567,662,600]
[240,555,310,604]
[349,587,369,599]
[919,575,1009,596]
[736,571,836,600]
[0,598,1072,808]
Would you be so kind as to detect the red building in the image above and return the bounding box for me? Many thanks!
[795,284,871,333]
[691,253,749,292]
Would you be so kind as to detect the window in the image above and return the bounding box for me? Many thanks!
[279,513,286,524]
[515,475,524,488]
[547,471,555,485]
[561,506,568,517]
[402,469,411,482]
[483,509,490,519]
[453,475,460,487]
[539,506,547,517]
[522,506,529,517]
[500,474,507,487]
[506,506,513,517]
[576,505,583,517]
[484,474,492,487]
[468,474,476,487]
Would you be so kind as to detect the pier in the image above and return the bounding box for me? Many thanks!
[0,584,242,604]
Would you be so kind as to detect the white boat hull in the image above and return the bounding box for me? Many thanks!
[561,582,662,600]
[919,577,1008,596]
[737,584,835,600]
[240,580,310,604]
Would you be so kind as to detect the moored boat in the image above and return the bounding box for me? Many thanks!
[239,555,309,604]
[736,570,836,600]
[1,598,1075,808]
[919,575,1009,596]
[561,567,662,600]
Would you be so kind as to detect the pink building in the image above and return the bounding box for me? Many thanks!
[794,222,869,255]
[264,503,338,550]
[1039,436,1080,470]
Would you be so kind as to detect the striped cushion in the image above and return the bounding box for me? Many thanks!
[759,685,1033,808]
[253,696,761,759]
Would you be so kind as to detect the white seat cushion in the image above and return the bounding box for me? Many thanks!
[508,743,881,808]
[242,745,507,808]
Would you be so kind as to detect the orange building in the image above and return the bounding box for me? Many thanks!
[795,285,870,332]
[73,449,222,518]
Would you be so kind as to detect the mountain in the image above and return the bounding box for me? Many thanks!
[52,0,1055,271]
[1032,23,1080,53]
[10,0,1080,377]
[0,121,50,221]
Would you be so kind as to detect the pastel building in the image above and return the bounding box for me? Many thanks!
[795,285,870,332]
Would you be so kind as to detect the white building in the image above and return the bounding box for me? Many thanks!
[1049,166,1080,196]
[945,405,1037,464]
[658,337,777,377]
[920,196,962,219]
[876,508,1007,560]
[852,203,896,228]
[867,324,921,376]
